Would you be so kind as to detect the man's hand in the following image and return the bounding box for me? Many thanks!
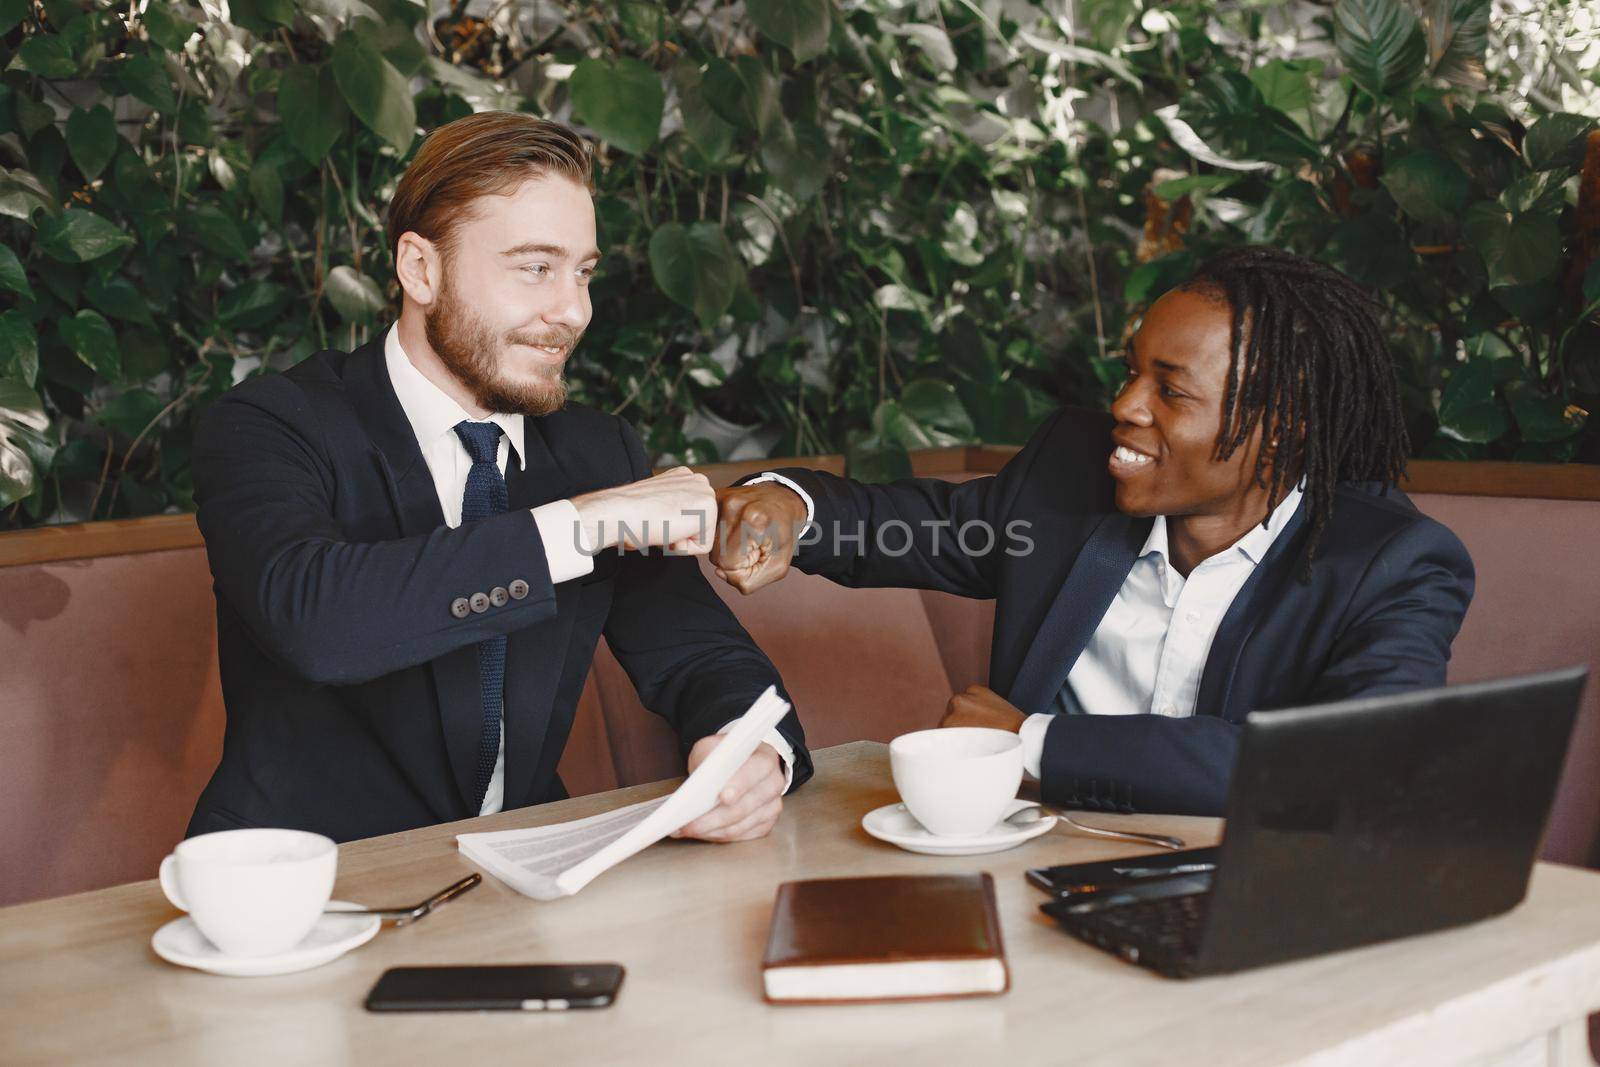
[709,482,808,594]
[570,466,715,555]
[672,737,785,842]
[940,685,1026,733]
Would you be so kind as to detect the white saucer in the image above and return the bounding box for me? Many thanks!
[861,799,1056,855]
[152,903,380,977]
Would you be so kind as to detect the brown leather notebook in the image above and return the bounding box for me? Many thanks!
[761,873,1010,1004]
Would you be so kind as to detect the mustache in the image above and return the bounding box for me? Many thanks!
[506,326,581,351]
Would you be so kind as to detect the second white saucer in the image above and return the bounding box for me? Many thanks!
[152,903,380,977]
[862,799,1056,855]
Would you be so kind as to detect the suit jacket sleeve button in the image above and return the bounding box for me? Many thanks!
[490,586,509,608]
[470,592,490,613]
[509,579,529,600]
[450,597,471,619]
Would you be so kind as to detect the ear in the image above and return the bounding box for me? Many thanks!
[394,232,443,307]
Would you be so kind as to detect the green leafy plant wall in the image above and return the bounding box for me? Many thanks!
[0,0,1597,528]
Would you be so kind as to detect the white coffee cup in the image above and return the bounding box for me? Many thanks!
[889,727,1024,837]
[158,828,337,957]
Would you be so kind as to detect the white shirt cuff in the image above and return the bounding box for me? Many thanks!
[1019,713,1053,780]
[719,720,797,793]
[532,499,595,586]
[746,472,815,528]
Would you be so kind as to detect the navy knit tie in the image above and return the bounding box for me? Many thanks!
[453,420,508,812]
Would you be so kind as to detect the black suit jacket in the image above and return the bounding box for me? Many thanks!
[188,336,810,841]
[768,408,1473,815]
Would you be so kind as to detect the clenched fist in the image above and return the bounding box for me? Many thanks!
[709,482,809,594]
[571,466,715,555]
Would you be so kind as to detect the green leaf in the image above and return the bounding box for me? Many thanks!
[227,0,296,33]
[17,36,78,79]
[898,379,975,443]
[1154,173,1238,199]
[324,266,385,320]
[332,30,416,153]
[179,204,252,262]
[618,0,666,44]
[759,119,830,202]
[569,57,664,156]
[1584,258,1600,309]
[0,377,49,507]
[0,310,39,386]
[1436,357,1508,443]
[249,159,284,225]
[703,56,781,134]
[747,0,831,63]
[58,308,121,380]
[95,388,165,438]
[85,274,155,326]
[1523,113,1595,172]
[36,209,134,262]
[648,222,742,329]
[278,65,348,163]
[116,53,179,113]
[1333,0,1427,98]
[0,167,56,222]
[65,105,116,180]
[1183,71,1318,165]
[1505,380,1585,443]
[1498,172,1563,215]
[0,245,33,301]
[894,23,958,74]
[15,94,55,140]
[0,0,28,34]
[1015,30,1141,88]
[38,0,82,27]
[1326,214,1409,289]
[119,330,170,383]
[1380,150,1469,226]
[1462,202,1560,287]
[142,1,197,52]
[1423,0,1489,88]
[1249,59,1318,114]
[674,64,735,167]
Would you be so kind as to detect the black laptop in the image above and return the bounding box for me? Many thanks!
[1040,667,1588,978]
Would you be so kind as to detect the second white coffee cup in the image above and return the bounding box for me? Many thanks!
[889,727,1024,837]
[158,828,337,957]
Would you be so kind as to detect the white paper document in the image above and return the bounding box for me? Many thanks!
[456,686,791,900]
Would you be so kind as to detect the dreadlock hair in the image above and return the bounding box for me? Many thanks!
[1179,246,1410,578]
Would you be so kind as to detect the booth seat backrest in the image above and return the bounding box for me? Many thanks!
[0,546,223,905]
[1411,494,1600,868]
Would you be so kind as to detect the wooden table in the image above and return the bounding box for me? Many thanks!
[4,742,1599,1067]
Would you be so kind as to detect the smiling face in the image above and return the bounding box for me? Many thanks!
[421,173,599,416]
[1108,286,1275,522]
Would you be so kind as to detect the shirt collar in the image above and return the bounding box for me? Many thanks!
[383,324,525,470]
[1138,481,1306,570]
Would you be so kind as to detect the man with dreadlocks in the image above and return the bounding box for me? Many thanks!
[709,246,1474,815]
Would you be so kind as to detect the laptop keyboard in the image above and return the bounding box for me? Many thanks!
[1072,892,1210,961]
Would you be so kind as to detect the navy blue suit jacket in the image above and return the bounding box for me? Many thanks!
[188,337,810,841]
[769,408,1473,815]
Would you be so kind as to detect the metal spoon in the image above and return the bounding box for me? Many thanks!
[324,873,482,926]
[1008,804,1186,851]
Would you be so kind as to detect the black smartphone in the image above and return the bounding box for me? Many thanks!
[1026,846,1220,899]
[365,964,625,1012]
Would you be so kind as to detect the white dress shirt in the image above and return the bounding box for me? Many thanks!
[760,473,1303,779]
[1020,484,1303,776]
[387,327,793,813]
